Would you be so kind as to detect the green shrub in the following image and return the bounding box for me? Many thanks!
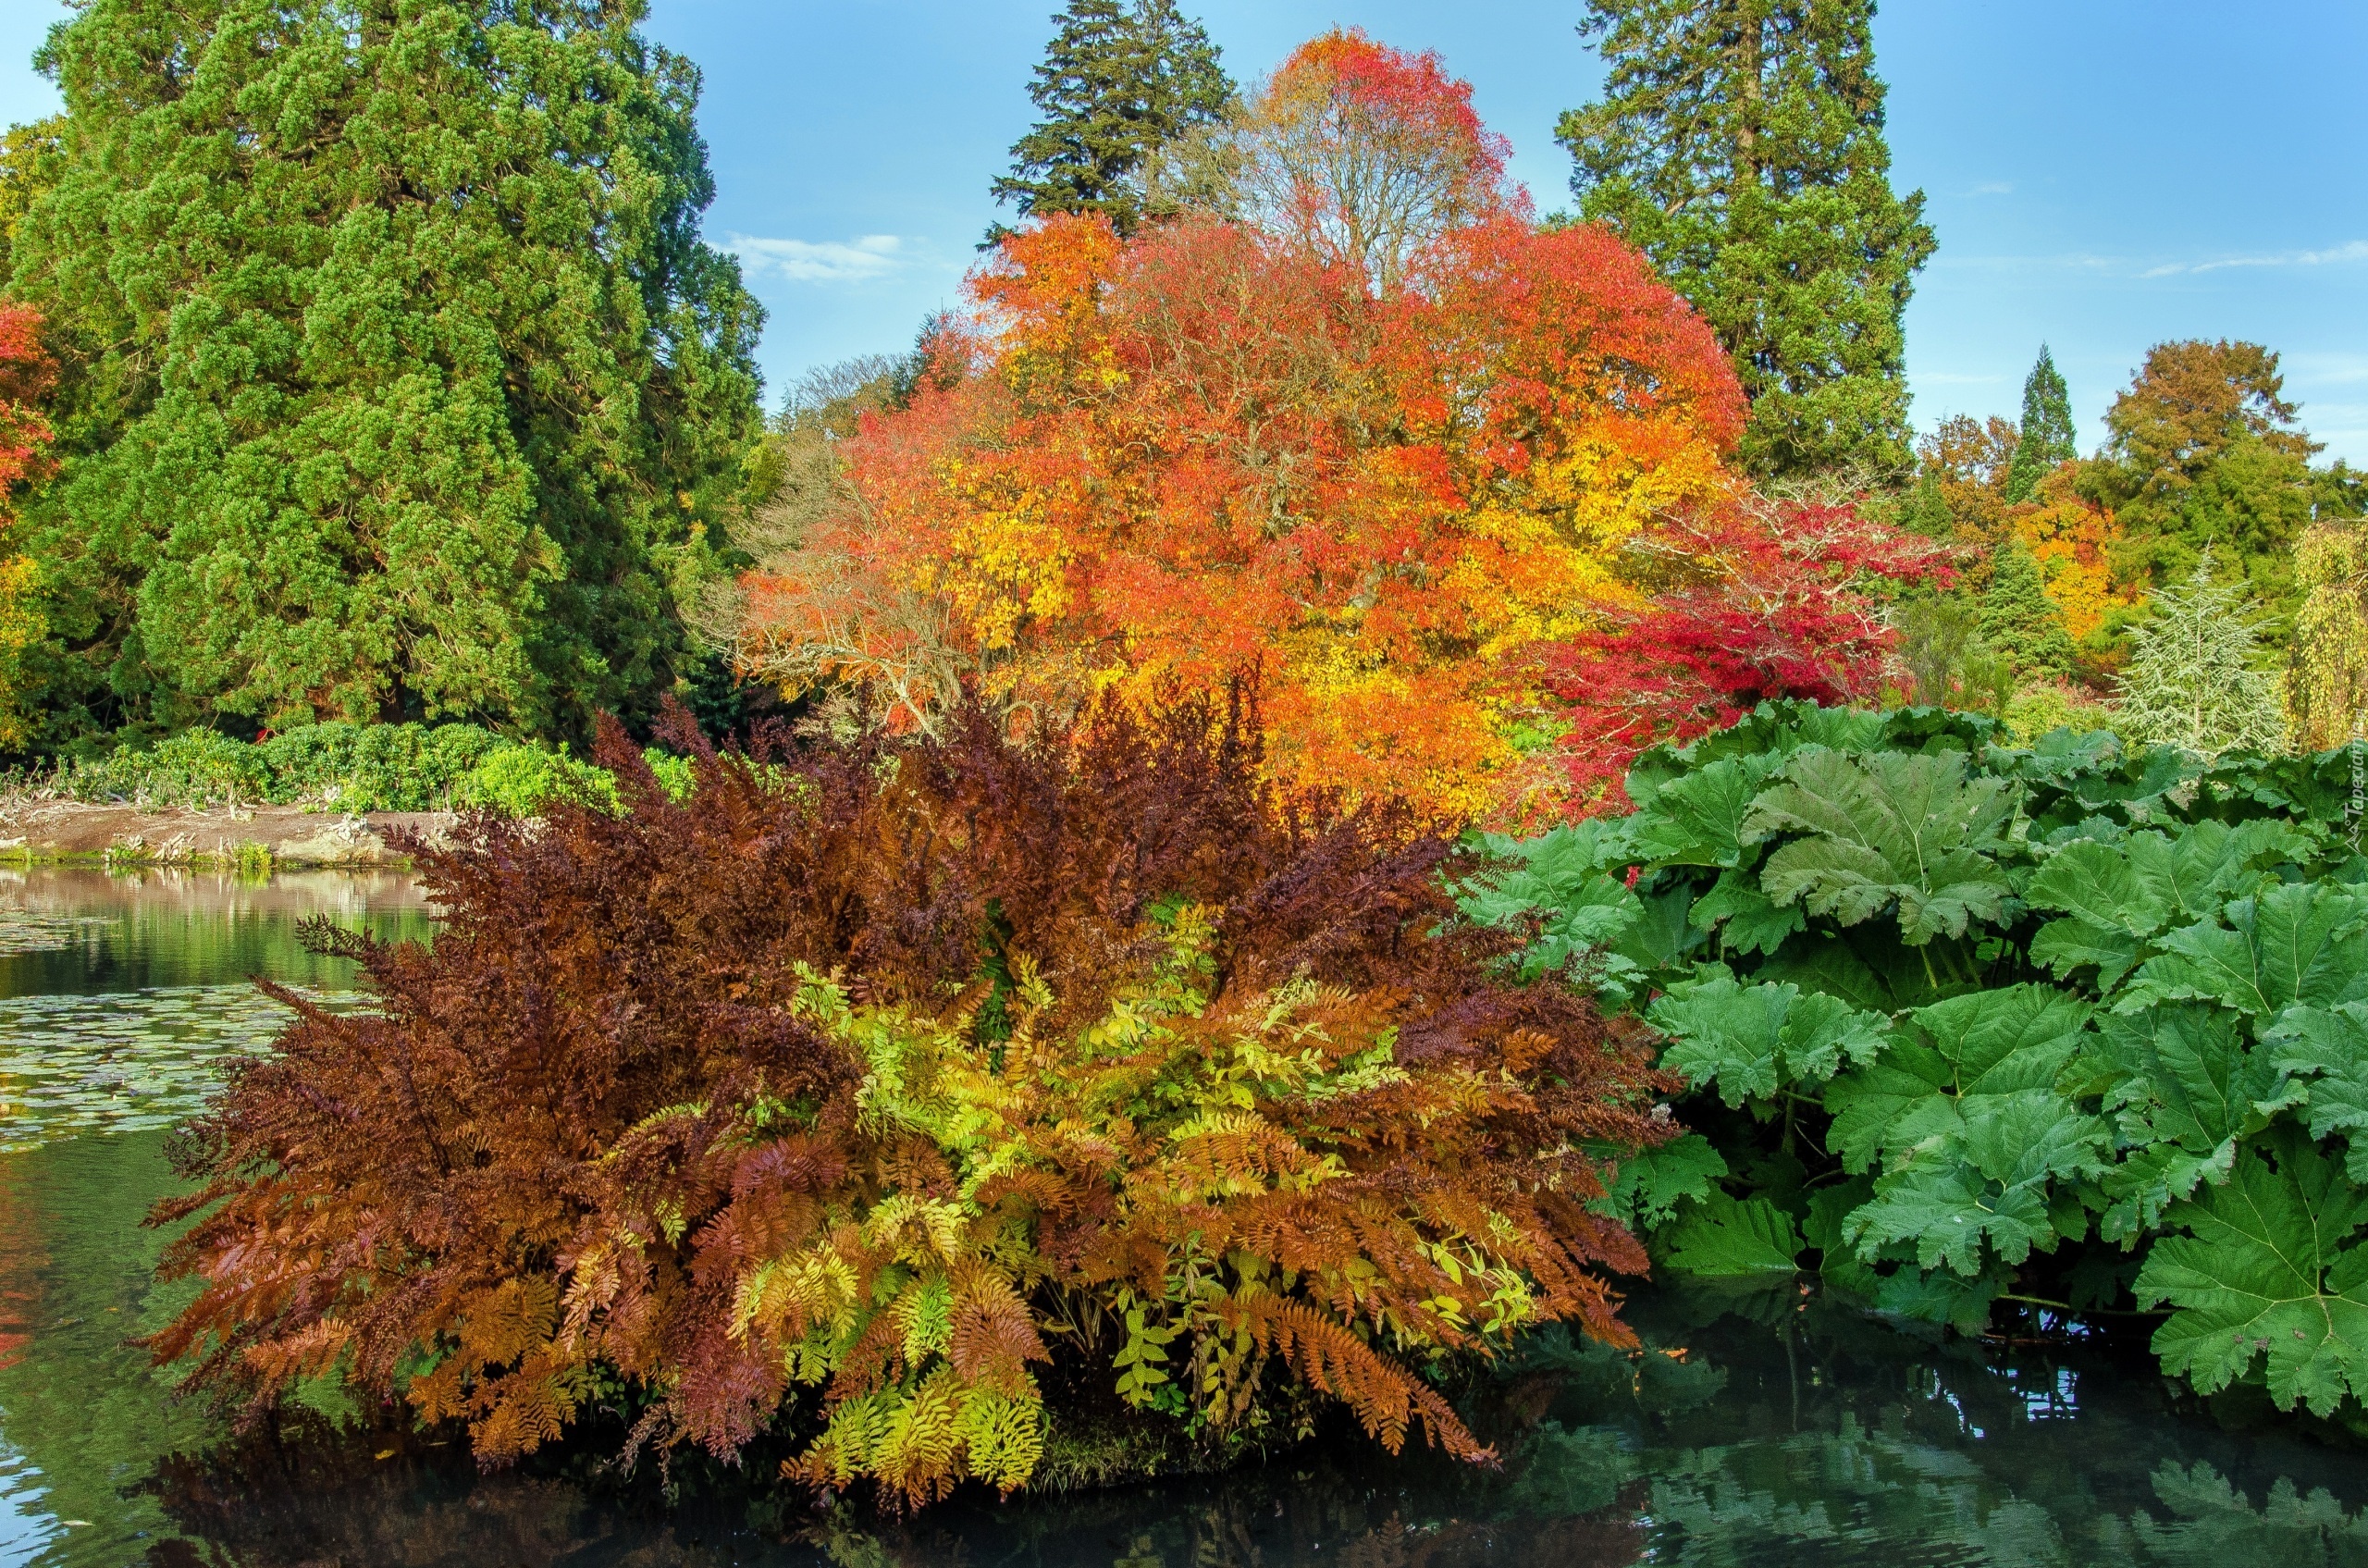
[35,722,696,818]
[451,744,620,818]
[72,730,270,807]
[1462,702,2368,1425]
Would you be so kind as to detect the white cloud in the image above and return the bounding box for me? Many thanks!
[728,233,908,283]
[2140,240,2368,278]
[1969,180,2015,196]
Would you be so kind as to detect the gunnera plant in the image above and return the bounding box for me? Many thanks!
[148,691,1674,1506]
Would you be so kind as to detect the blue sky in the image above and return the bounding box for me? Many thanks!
[3,0,2363,462]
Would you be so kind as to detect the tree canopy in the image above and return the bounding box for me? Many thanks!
[2002,345,2076,503]
[6,0,764,741]
[733,35,1941,825]
[990,0,1233,240]
[1558,0,1935,477]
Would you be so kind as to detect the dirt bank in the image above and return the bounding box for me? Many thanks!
[0,800,457,868]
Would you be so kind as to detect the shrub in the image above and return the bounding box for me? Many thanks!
[30,721,683,817]
[147,697,1670,1505]
[1462,701,2368,1423]
[450,743,620,817]
[259,722,507,811]
[92,729,269,807]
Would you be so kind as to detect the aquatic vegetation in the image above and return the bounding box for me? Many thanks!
[1461,701,2368,1422]
[0,984,358,1153]
[147,696,1672,1505]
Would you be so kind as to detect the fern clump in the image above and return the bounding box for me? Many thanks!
[147,695,1671,1506]
[1463,700,2368,1423]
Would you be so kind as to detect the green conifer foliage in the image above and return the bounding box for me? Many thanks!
[1977,543,2075,682]
[1558,0,1935,477]
[2002,345,2076,504]
[2114,553,2288,757]
[991,0,1233,239]
[7,0,764,738]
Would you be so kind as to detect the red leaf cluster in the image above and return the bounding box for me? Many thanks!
[1547,496,1951,798]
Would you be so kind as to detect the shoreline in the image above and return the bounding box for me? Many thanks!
[0,800,457,870]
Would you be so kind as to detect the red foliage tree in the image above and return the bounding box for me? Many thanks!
[733,33,1938,826]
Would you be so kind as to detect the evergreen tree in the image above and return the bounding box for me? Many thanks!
[2002,344,2075,503]
[2114,552,2288,757]
[991,0,1232,240]
[1977,542,2075,682]
[1558,0,1935,477]
[7,0,763,740]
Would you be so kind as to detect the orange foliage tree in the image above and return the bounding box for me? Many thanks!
[2009,465,2144,657]
[735,34,1931,822]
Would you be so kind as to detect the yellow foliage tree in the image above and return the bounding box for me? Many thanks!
[2290,520,2368,751]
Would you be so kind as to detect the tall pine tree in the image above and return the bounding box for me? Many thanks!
[991,0,1232,239]
[1558,0,1934,476]
[7,0,763,740]
[1977,541,2076,682]
[2002,344,2075,503]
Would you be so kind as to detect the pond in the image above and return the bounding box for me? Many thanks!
[1,868,2364,1567]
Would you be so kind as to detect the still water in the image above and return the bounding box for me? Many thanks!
[0,870,2364,1567]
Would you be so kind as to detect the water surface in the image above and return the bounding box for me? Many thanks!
[0,869,2362,1567]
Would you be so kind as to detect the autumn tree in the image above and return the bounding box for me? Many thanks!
[991,0,1233,240]
[2002,344,2075,503]
[1559,0,1935,476]
[1904,413,2018,567]
[0,306,54,747]
[2086,340,2332,638]
[1195,29,1519,291]
[7,0,763,741]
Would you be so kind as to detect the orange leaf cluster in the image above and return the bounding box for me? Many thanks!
[741,204,1744,824]
[2010,472,2144,649]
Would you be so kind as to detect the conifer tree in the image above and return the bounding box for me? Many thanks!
[2114,552,2288,756]
[2002,344,2076,503]
[991,0,1232,239]
[6,0,762,739]
[1977,541,2075,682]
[1558,0,1935,477]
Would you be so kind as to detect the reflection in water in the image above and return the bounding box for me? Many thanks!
[0,870,2365,1567]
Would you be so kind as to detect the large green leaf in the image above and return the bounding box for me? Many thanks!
[1661,1191,1803,1276]
[2023,821,2312,991]
[2132,819,2316,929]
[2137,1131,2368,1416]
[2119,883,2368,1018]
[2264,1002,2368,1182]
[1688,868,1804,957]
[1456,823,1649,990]
[1844,1090,2110,1275]
[1745,749,2016,945]
[1647,975,1889,1107]
[1822,984,2092,1172]
[2028,838,2172,935]
[1629,758,1771,869]
[1594,1133,1729,1228]
[1457,821,1634,927]
[2092,1005,2296,1241]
